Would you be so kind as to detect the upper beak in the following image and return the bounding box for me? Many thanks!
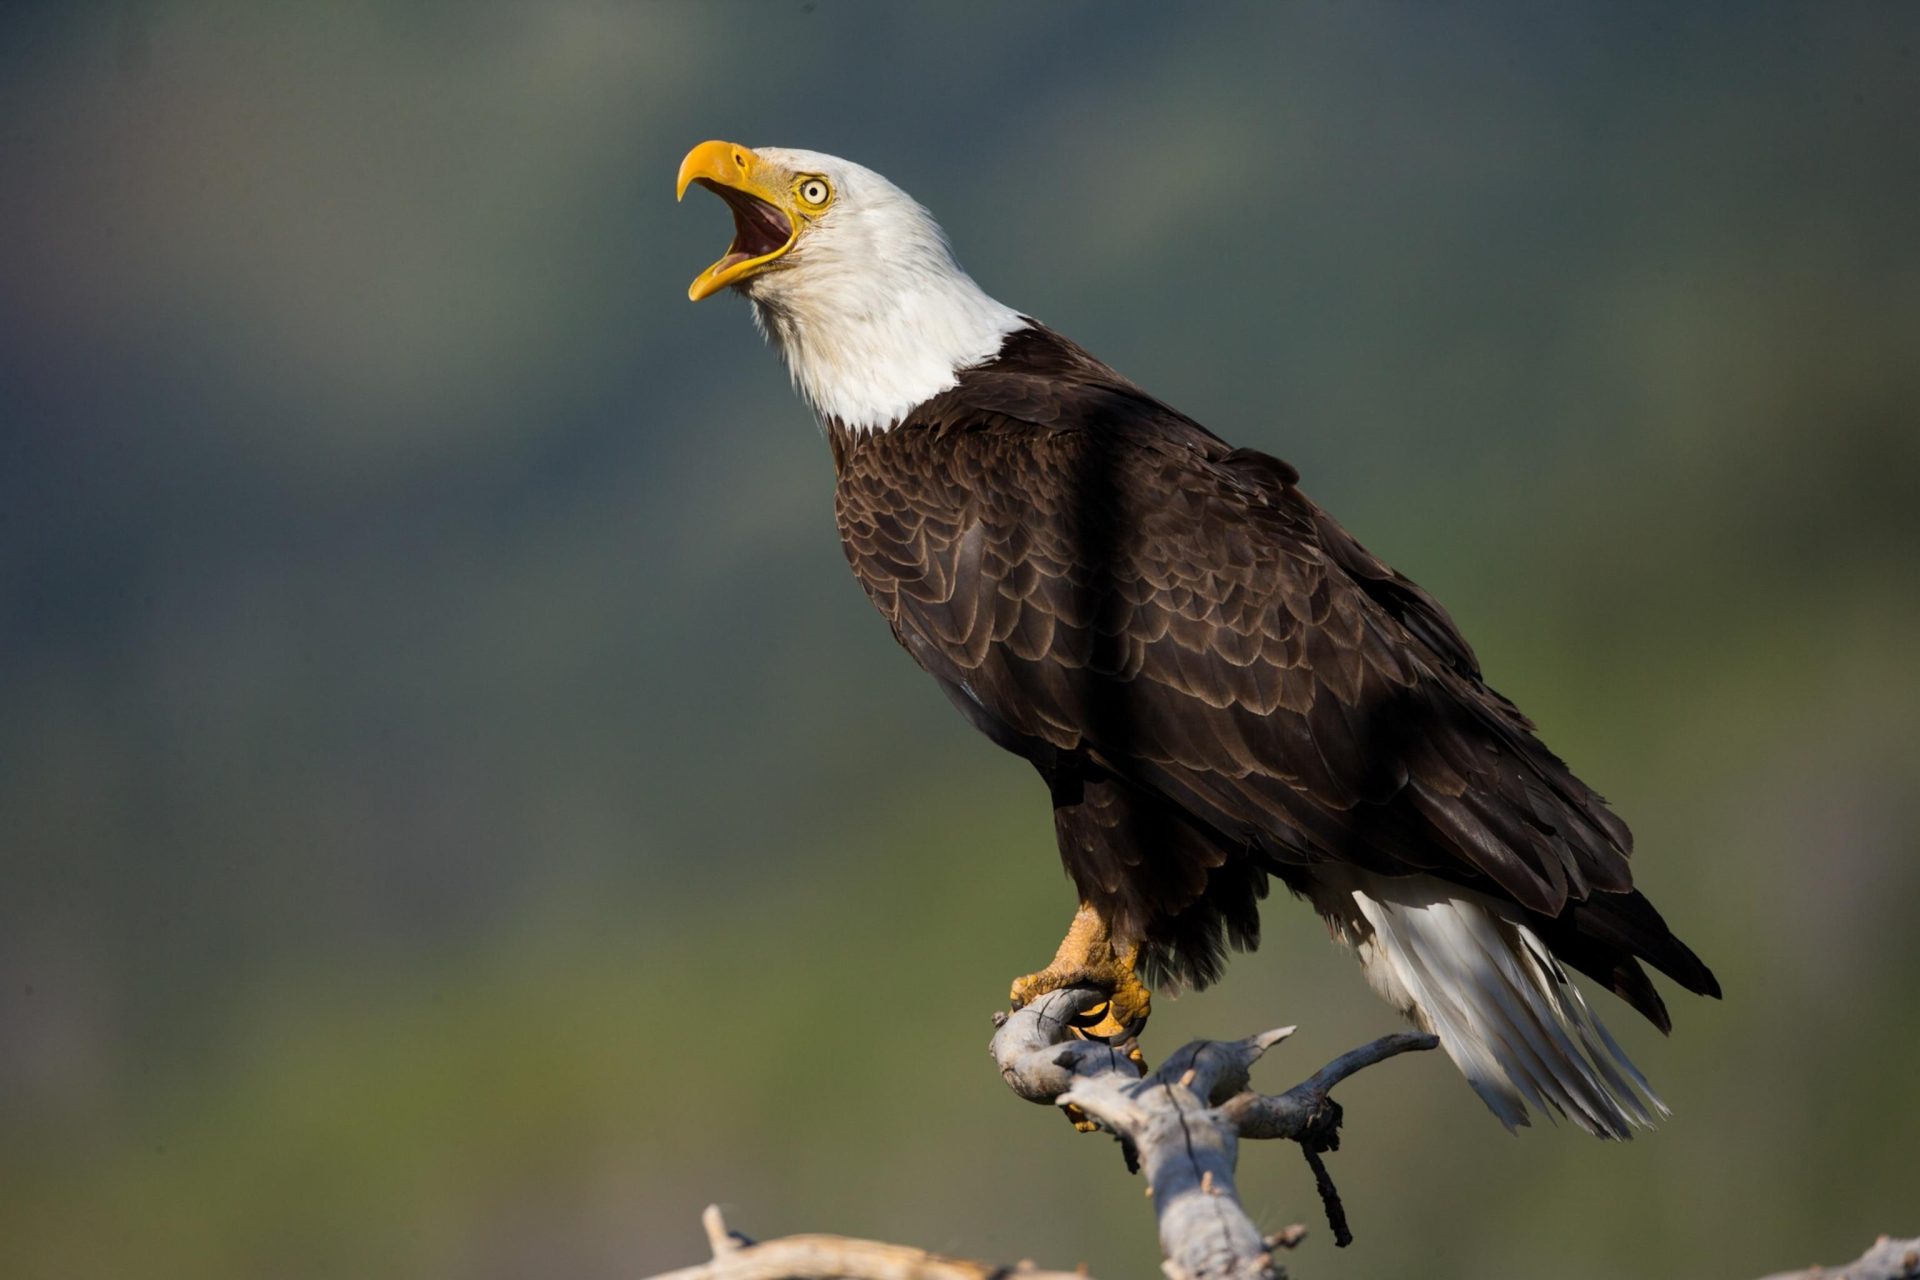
[677,140,801,301]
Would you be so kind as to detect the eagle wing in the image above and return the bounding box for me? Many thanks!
[832,330,1717,1015]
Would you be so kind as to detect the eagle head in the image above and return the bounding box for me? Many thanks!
[676,140,1023,432]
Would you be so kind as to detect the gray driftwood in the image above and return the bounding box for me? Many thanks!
[990,985,1435,1280]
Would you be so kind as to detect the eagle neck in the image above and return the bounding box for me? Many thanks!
[751,274,1026,436]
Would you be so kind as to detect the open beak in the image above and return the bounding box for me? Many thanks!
[676,141,801,301]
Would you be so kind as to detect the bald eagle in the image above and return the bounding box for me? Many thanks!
[677,140,1719,1139]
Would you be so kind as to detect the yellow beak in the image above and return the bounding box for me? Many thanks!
[676,141,801,301]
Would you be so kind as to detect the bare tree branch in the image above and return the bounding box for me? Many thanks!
[638,992,1911,1280]
[642,1204,1092,1280]
[990,986,1437,1280]
[1758,1236,1920,1280]
[642,1208,1916,1280]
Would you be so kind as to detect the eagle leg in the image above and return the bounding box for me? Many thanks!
[1009,901,1153,1042]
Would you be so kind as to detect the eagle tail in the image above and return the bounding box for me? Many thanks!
[1328,874,1667,1140]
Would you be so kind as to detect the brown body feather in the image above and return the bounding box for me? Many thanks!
[829,324,1718,1029]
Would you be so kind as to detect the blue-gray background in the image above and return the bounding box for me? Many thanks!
[3,3,1916,1276]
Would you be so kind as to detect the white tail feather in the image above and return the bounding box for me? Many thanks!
[1316,872,1667,1140]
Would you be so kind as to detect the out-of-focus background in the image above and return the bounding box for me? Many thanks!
[3,3,1917,1277]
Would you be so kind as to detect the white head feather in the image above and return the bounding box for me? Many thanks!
[736,148,1026,434]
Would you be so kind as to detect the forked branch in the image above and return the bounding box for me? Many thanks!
[990,986,1436,1280]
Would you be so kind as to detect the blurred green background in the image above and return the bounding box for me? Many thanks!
[3,3,1917,1277]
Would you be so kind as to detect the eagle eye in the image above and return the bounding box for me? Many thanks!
[797,177,832,209]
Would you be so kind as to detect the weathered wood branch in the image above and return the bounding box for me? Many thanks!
[643,1207,1916,1280]
[639,987,1909,1280]
[641,1204,1091,1280]
[641,1212,1904,1280]
[1759,1236,1920,1280]
[990,985,1436,1280]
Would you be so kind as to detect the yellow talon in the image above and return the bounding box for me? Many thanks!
[1009,902,1154,1043]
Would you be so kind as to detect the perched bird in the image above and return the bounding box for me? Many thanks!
[676,140,1720,1139]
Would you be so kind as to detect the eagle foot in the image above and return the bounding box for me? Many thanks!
[1008,902,1153,1042]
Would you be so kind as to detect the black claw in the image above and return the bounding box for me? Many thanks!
[1065,1000,1112,1030]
